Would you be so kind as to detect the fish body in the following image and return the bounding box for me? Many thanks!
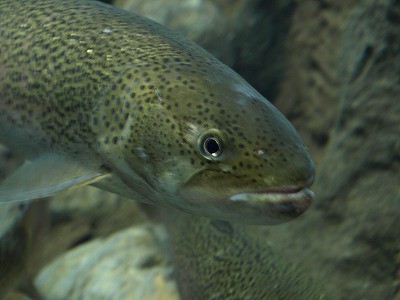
[167,212,333,299]
[0,0,314,224]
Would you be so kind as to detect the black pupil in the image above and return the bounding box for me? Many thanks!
[205,138,220,155]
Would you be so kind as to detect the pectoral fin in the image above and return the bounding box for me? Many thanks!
[0,154,110,203]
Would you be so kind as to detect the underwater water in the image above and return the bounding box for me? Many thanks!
[0,0,399,299]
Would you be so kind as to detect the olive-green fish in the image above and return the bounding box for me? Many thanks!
[167,212,333,300]
[0,0,314,225]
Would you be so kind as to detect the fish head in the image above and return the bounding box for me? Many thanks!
[94,63,314,225]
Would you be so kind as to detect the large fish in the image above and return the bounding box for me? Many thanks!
[0,0,314,225]
[167,212,333,299]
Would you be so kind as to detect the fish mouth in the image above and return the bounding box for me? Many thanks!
[178,169,315,224]
[228,186,314,224]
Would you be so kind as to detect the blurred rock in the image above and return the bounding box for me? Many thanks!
[49,186,146,234]
[3,291,32,300]
[0,200,49,299]
[25,187,149,299]
[262,1,400,300]
[35,224,178,300]
[0,203,28,298]
[316,2,400,298]
[50,186,122,219]
[0,203,23,240]
[272,1,348,162]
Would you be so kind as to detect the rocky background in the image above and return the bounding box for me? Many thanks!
[0,0,399,299]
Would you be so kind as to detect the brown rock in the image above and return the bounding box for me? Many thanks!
[264,1,400,299]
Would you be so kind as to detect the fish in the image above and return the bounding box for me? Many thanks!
[167,211,334,300]
[0,0,314,225]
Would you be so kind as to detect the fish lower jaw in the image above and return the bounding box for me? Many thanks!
[228,187,314,218]
[229,187,313,202]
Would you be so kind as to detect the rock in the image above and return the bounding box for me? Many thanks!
[22,187,150,299]
[35,224,179,300]
[316,2,400,298]
[0,203,29,298]
[262,1,400,300]
[0,200,48,299]
[49,185,146,233]
[0,203,23,240]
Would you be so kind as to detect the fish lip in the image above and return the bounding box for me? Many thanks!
[246,185,304,195]
[229,184,311,199]
[228,186,314,223]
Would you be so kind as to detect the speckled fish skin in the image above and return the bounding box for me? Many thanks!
[0,0,314,224]
[167,212,334,300]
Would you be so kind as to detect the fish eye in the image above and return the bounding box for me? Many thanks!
[204,137,221,155]
[198,129,224,160]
